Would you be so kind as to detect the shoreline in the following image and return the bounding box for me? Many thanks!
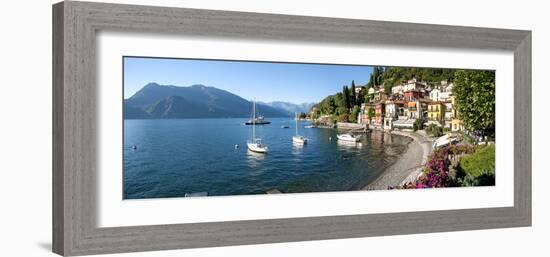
[363,130,433,190]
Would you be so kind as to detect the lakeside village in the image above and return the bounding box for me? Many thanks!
[307,67,496,189]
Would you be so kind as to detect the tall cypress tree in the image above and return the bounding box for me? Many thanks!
[372,67,380,87]
[350,80,356,107]
[342,85,350,110]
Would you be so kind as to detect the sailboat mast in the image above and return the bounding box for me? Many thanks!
[252,98,256,140]
[295,112,298,136]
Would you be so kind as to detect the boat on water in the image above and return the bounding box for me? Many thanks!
[281,125,290,128]
[292,112,308,144]
[304,125,316,128]
[248,138,268,153]
[245,115,271,125]
[337,133,360,142]
[247,99,268,153]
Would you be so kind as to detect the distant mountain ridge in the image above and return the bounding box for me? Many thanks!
[124,83,293,119]
[259,101,315,116]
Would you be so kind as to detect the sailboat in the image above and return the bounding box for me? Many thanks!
[292,112,308,144]
[247,99,268,153]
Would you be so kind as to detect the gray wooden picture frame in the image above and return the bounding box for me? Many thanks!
[52,1,531,256]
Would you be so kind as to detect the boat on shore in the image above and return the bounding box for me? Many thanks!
[247,99,268,154]
[432,134,459,149]
[337,133,360,142]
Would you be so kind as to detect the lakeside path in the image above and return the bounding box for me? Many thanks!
[363,130,434,190]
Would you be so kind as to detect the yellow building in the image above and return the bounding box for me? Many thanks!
[427,102,445,122]
[451,119,464,132]
[451,96,464,131]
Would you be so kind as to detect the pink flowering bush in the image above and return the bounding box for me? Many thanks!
[416,148,453,188]
[390,145,474,189]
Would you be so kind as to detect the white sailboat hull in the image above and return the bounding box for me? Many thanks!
[247,142,268,153]
[292,112,308,144]
[292,136,308,144]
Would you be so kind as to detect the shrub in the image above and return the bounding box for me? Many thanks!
[456,145,495,186]
[413,118,423,132]
[426,124,443,137]
[411,144,474,189]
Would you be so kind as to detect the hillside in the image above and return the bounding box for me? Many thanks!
[124,83,290,119]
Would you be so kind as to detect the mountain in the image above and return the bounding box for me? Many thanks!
[259,101,315,116]
[124,83,290,119]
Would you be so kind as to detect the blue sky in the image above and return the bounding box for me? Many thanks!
[123,57,373,104]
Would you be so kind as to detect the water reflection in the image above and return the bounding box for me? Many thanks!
[337,140,363,150]
[247,150,266,168]
[292,141,305,154]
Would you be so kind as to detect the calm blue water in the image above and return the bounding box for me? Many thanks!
[123,118,411,199]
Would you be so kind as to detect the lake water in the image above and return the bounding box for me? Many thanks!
[123,118,412,199]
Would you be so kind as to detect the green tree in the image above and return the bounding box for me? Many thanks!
[367,107,375,121]
[350,80,357,106]
[384,83,392,96]
[342,86,351,110]
[357,86,366,105]
[453,70,495,135]
[366,74,374,88]
[372,66,382,86]
[413,118,423,132]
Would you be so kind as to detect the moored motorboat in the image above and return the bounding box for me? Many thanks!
[337,133,360,142]
[245,115,271,125]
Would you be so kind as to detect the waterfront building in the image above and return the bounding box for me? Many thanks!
[391,85,402,95]
[383,100,404,130]
[403,89,423,101]
[430,88,441,102]
[437,81,454,102]
[427,102,445,122]
[404,100,420,119]
[384,100,405,120]
[374,101,385,127]
[358,103,375,125]
[373,87,386,102]
[367,87,376,103]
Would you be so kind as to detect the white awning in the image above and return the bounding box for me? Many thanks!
[393,119,415,128]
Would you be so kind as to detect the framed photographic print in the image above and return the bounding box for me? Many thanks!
[52,1,531,256]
